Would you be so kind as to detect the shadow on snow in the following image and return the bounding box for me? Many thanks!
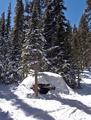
[0,85,55,120]
[0,108,13,120]
[0,83,91,119]
[76,83,91,95]
[35,93,91,115]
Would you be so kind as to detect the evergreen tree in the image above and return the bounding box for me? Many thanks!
[0,18,2,36]
[51,0,66,71]
[43,0,76,88]
[86,0,91,28]
[22,0,47,96]
[3,3,13,83]
[63,21,76,87]
[0,12,6,82]
[25,0,31,15]
[78,13,89,68]
[53,0,76,87]
[87,0,91,9]
[85,0,91,67]
[24,0,32,30]
[6,2,11,39]
[72,13,89,87]
[1,12,5,37]
[11,0,24,82]
[72,25,84,87]
[0,9,12,83]
[43,0,55,71]
[43,0,67,73]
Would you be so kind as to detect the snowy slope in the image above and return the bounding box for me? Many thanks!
[0,71,91,120]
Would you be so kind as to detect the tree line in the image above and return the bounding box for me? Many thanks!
[0,0,91,89]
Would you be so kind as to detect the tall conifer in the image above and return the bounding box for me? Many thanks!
[6,3,11,39]
[11,0,24,82]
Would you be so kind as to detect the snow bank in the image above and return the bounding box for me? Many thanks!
[17,72,70,95]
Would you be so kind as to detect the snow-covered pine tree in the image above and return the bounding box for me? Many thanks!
[22,0,47,96]
[1,12,5,37]
[11,0,24,82]
[24,0,32,31]
[72,12,89,87]
[6,2,11,39]
[51,0,67,72]
[62,21,76,88]
[78,13,89,69]
[86,0,91,30]
[0,5,12,84]
[85,0,91,67]
[3,3,13,83]
[43,0,56,71]
[0,12,7,82]
[43,0,76,88]
[52,0,76,88]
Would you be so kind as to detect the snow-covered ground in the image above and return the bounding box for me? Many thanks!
[0,71,91,120]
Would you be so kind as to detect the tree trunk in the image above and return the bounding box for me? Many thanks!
[77,68,80,87]
[34,69,38,97]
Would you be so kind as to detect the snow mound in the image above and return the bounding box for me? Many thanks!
[17,72,71,95]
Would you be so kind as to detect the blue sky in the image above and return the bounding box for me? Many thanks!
[0,0,86,26]
[0,0,15,26]
[65,0,86,26]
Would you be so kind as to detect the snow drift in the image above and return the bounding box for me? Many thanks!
[17,72,70,95]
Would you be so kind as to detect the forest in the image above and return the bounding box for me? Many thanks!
[0,0,91,90]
